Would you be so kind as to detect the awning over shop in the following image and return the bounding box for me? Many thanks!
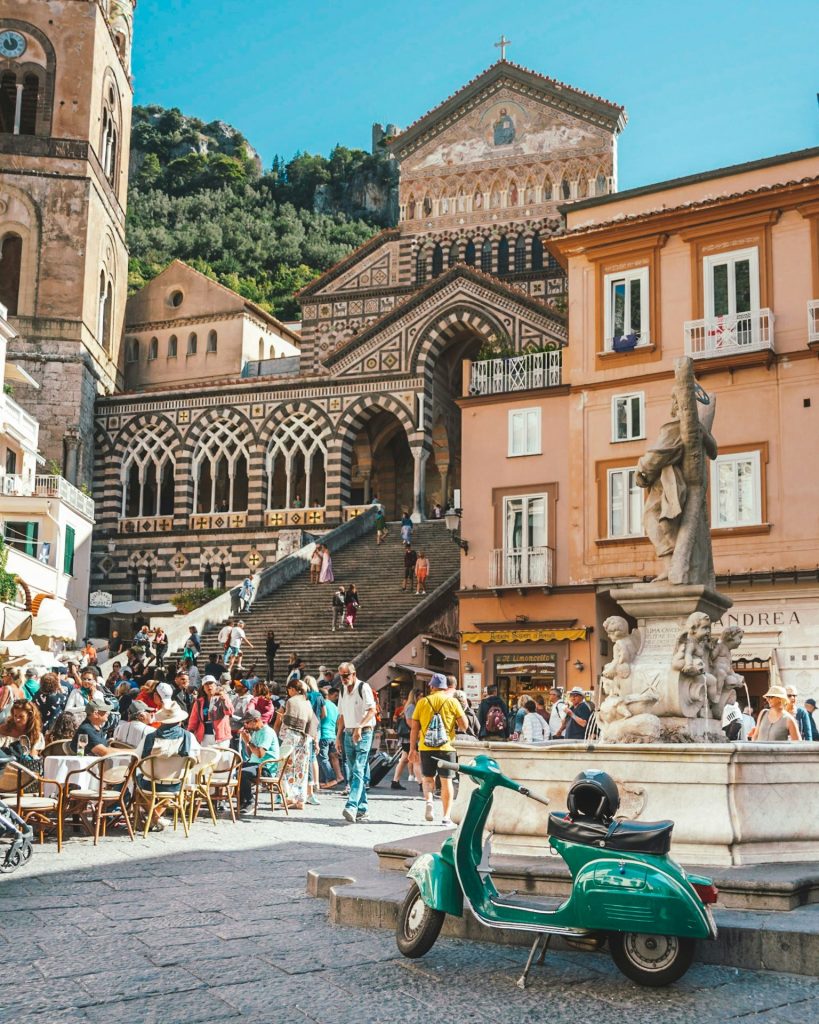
[32,598,76,642]
[461,628,588,644]
[0,637,60,668]
[0,605,33,642]
[427,640,459,661]
[389,663,435,677]
[87,600,178,616]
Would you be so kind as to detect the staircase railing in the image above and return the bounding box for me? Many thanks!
[353,569,460,682]
[98,508,378,672]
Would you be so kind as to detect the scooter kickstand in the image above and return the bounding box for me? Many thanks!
[516,934,551,990]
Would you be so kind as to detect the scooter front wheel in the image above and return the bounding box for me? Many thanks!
[609,932,695,987]
[396,882,445,958]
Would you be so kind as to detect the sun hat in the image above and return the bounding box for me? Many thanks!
[568,687,586,697]
[429,673,448,690]
[156,682,173,701]
[154,702,188,725]
[762,685,789,701]
[201,675,218,685]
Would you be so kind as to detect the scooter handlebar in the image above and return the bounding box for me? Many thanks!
[517,785,550,807]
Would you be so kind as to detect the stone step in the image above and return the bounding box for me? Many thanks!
[308,850,819,976]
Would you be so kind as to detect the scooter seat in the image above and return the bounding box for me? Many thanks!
[548,811,674,856]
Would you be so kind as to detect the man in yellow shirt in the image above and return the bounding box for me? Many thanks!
[409,673,467,827]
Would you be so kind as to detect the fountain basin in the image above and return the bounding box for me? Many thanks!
[451,740,819,866]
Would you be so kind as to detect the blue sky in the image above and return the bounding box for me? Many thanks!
[131,0,818,189]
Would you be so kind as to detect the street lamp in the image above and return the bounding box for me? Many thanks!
[444,507,469,554]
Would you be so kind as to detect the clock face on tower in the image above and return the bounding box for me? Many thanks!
[0,31,26,59]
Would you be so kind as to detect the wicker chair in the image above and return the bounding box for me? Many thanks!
[63,752,139,844]
[190,747,241,825]
[133,754,196,838]
[253,744,293,816]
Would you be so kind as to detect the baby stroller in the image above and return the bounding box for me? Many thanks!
[0,750,34,873]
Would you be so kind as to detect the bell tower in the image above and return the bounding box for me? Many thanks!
[0,0,135,485]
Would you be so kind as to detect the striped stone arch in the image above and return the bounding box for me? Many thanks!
[409,302,506,380]
[325,393,417,514]
[111,411,182,457]
[184,405,259,450]
[257,398,333,444]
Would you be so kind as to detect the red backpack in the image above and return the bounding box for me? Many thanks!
[485,704,506,735]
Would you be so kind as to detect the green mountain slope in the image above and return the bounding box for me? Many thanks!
[127,106,397,319]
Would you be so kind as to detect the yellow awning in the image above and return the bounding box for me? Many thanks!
[461,628,588,644]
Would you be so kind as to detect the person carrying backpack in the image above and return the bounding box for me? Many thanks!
[409,674,467,827]
[477,684,509,740]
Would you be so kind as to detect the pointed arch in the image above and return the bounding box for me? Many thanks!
[266,413,330,508]
[192,419,251,514]
[531,232,544,272]
[431,242,444,278]
[480,237,493,273]
[448,239,460,267]
[120,424,176,518]
[464,239,476,266]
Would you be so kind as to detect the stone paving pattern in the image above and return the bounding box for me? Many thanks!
[1,786,818,1023]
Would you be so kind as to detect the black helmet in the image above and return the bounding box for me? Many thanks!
[566,769,620,822]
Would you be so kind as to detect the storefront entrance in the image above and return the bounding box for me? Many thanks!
[493,652,558,707]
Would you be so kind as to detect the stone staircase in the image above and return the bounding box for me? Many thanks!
[182,520,460,682]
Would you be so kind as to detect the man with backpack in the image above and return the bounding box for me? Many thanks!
[477,684,509,740]
[409,673,468,827]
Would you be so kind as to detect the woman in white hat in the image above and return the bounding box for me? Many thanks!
[750,686,800,742]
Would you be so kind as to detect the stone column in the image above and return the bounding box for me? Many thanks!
[63,428,81,486]
[411,448,430,523]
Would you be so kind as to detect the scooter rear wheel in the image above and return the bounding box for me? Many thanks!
[609,932,695,987]
[396,882,445,958]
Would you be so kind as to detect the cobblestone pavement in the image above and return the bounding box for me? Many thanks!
[1,784,818,1024]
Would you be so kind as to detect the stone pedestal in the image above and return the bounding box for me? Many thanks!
[606,583,733,740]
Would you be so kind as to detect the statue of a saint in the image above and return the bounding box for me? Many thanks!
[636,358,717,586]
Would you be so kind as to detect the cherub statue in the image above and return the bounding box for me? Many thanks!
[601,616,642,696]
[709,625,746,717]
[671,611,717,714]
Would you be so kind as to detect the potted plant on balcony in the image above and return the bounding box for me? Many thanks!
[612,333,638,352]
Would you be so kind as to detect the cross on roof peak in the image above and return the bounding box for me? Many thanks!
[494,34,511,61]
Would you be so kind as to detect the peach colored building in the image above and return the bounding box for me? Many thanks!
[458,146,819,707]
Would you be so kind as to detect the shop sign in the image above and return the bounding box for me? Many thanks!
[494,652,557,680]
[89,591,112,608]
[463,672,482,703]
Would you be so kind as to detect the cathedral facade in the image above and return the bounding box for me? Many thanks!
[90,60,626,601]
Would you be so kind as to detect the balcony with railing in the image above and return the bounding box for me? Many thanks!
[808,300,819,346]
[468,349,563,397]
[0,392,39,451]
[34,475,95,520]
[489,546,554,589]
[684,309,774,360]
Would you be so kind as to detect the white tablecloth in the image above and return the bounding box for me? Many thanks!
[43,755,96,797]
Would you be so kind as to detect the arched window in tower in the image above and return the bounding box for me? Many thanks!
[0,73,16,134]
[147,337,158,361]
[0,233,23,315]
[20,75,39,136]
[126,338,139,363]
[121,426,176,519]
[431,243,444,278]
[96,272,108,346]
[561,177,572,200]
[258,338,264,361]
[448,240,460,267]
[104,280,113,352]
[266,414,329,509]
[514,234,526,273]
[187,332,198,355]
[207,330,218,353]
[480,238,493,273]
[415,246,427,285]
[193,420,250,514]
[464,239,476,266]
[531,232,544,272]
[168,335,177,358]
[596,172,608,196]
[497,236,510,275]
[100,84,120,186]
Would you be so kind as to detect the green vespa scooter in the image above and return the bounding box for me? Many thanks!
[396,754,718,987]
